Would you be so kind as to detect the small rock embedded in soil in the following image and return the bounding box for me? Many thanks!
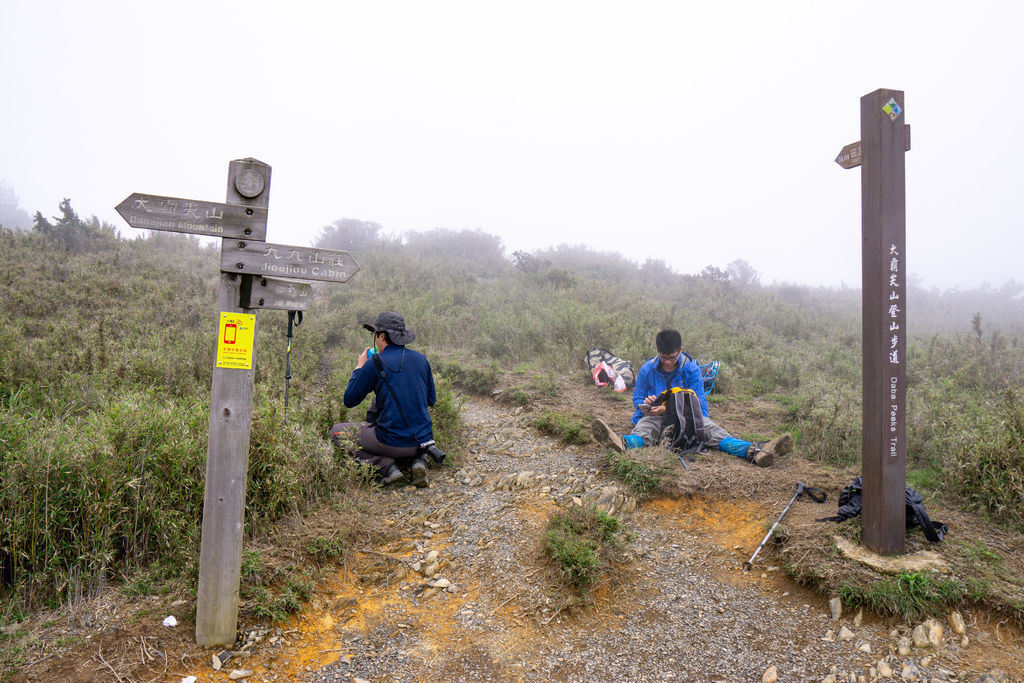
[948,610,966,635]
[829,597,842,621]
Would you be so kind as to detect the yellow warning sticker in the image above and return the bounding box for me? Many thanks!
[216,312,256,369]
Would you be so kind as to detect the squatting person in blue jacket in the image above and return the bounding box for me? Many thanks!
[592,329,791,467]
[330,311,445,487]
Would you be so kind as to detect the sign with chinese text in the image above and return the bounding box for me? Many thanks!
[115,193,268,240]
[221,241,360,283]
[240,276,314,310]
[215,312,256,369]
[835,125,911,169]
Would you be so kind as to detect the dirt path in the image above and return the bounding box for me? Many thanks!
[8,396,1024,682]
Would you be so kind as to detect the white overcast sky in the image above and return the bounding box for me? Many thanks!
[1,1,1021,289]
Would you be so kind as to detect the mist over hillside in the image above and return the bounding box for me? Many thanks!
[2,203,1022,616]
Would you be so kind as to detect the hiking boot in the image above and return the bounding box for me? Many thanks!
[591,419,625,454]
[658,423,677,449]
[422,443,446,468]
[380,464,408,486]
[745,432,793,467]
[409,458,429,488]
[763,432,793,457]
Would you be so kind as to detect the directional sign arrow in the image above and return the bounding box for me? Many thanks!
[116,193,268,240]
[222,240,360,284]
[239,276,314,310]
[835,125,911,169]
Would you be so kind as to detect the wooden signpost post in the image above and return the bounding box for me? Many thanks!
[117,158,360,647]
[836,89,910,554]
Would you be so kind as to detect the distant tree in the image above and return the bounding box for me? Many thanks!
[699,265,730,282]
[512,250,549,274]
[726,259,760,287]
[314,218,384,256]
[403,228,507,276]
[641,258,674,279]
[0,180,32,230]
[32,198,116,251]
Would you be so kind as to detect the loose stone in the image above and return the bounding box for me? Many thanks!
[761,665,778,683]
[900,661,921,681]
[829,597,843,621]
[925,617,944,648]
[838,625,855,641]
[948,610,966,635]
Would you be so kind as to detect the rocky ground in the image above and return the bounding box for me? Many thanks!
[4,386,1023,682]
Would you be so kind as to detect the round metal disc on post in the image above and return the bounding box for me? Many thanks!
[234,169,266,198]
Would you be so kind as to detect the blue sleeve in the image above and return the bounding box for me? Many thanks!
[682,362,710,417]
[343,363,376,408]
[426,362,436,407]
[631,361,655,423]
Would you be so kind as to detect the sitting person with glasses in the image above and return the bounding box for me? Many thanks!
[592,329,790,467]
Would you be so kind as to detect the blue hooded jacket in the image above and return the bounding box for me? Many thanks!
[631,352,709,423]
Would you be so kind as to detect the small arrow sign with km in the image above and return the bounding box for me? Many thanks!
[116,193,268,240]
[836,125,911,169]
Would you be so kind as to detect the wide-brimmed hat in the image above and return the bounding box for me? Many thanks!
[362,311,415,345]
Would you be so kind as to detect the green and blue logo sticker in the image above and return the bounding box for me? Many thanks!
[883,97,902,121]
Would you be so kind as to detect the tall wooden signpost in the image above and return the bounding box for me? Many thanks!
[836,89,910,554]
[117,159,360,646]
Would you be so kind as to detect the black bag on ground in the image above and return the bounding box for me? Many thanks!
[817,476,948,542]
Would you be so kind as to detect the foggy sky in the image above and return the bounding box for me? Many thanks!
[1,1,1021,290]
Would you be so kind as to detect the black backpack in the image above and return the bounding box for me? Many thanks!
[656,387,707,456]
[819,476,948,542]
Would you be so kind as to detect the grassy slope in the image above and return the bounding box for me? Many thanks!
[2,213,1023,622]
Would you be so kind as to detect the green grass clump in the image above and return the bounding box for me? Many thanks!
[838,571,964,621]
[543,506,627,593]
[304,535,349,561]
[534,410,590,445]
[602,449,673,499]
[942,390,1024,530]
[434,359,500,394]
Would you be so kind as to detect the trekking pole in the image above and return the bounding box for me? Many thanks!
[284,310,302,418]
[743,481,826,571]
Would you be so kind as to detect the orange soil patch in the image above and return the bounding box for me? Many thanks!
[646,496,771,552]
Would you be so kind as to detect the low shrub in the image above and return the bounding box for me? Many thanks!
[838,571,964,621]
[544,506,627,593]
[535,411,590,445]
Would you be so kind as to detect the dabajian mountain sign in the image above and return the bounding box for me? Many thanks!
[115,193,269,241]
